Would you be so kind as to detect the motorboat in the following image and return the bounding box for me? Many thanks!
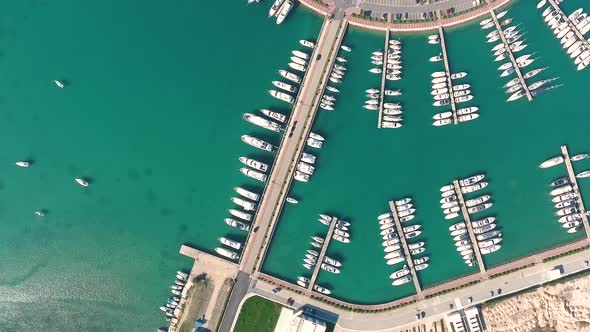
[577,171,590,178]
[539,155,564,169]
[219,237,242,250]
[457,106,478,115]
[231,197,257,211]
[341,45,352,52]
[378,212,392,220]
[313,285,331,295]
[333,234,350,243]
[455,240,470,247]
[403,224,420,233]
[446,212,460,220]
[405,231,421,239]
[297,161,315,175]
[320,103,335,111]
[431,88,449,95]
[369,68,382,74]
[382,238,400,247]
[432,71,446,78]
[433,99,450,107]
[571,153,589,162]
[379,218,394,225]
[442,189,456,198]
[384,109,403,115]
[336,57,347,63]
[240,167,267,182]
[559,213,582,224]
[54,80,65,88]
[449,222,466,231]
[326,86,340,93]
[461,181,489,194]
[215,247,239,260]
[229,209,252,222]
[476,230,502,241]
[307,137,323,149]
[384,250,403,260]
[380,227,397,236]
[383,115,403,122]
[556,207,578,217]
[321,263,341,274]
[386,257,406,265]
[552,192,577,203]
[389,267,410,279]
[224,218,250,231]
[75,178,89,187]
[288,62,307,72]
[279,70,302,84]
[300,39,315,48]
[392,275,412,286]
[413,256,429,265]
[440,185,454,193]
[472,216,496,227]
[440,195,457,204]
[272,80,297,93]
[555,200,577,209]
[473,223,497,234]
[432,77,447,84]
[269,0,286,17]
[15,161,30,167]
[301,153,316,165]
[269,90,294,103]
[480,18,492,26]
[434,94,450,101]
[363,104,378,111]
[382,121,402,128]
[292,50,309,60]
[276,0,294,24]
[384,102,401,109]
[294,171,309,182]
[400,215,414,223]
[468,203,493,214]
[443,206,460,215]
[432,82,447,89]
[459,174,485,187]
[480,245,501,255]
[239,157,269,174]
[550,177,569,187]
[398,208,415,218]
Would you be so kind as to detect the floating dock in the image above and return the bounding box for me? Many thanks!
[547,0,590,49]
[377,29,390,129]
[560,145,590,238]
[452,180,488,278]
[489,10,533,102]
[308,216,339,292]
[438,26,458,125]
[388,200,423,297]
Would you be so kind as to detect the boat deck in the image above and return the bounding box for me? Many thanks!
[453,180,488,278]
[547,0,590,49]
[438,26,459,124]
[561,145,590,238]
[388,200,423,298]
[307,216,339,293]
[489,10,533,102]
[377,29,390,129]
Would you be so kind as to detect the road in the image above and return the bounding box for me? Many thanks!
[217,271,251,332]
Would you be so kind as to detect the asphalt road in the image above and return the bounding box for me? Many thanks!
[217,272,251,332]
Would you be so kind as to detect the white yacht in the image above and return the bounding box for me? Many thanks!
[54,80,65,88]
[243,113,282,132]
[300,40,315,48]
[429,54,443,62]
[341,45,352,52]
[219,237,242,250]
[234,187,260,201]
[461,181,488,194]
[272,80,297,93]
[268,0,285,17]
[241,135,276,153]
[288,62,307,72]
[577,171,590,178]
[433,119,452,127]
[369,68,382,74]
[276,1,294,23]
[75,178,89,187]
[539,155,564,168]
[229,209,252,221]
[290,56,307,66]
[16,161,30,167]
[261,109,287,123]
[457,106,478,115]
[386,256,405,265]
[231,197,257,211]
[269,90,294,103]
[240,167,267,182]
[215,247,239,260]
[297,161,315,175]
[307,137,323,149]
[301,152,316,164]
[294,171,309,182]
[224,218,250,231]
[278,70,302,84]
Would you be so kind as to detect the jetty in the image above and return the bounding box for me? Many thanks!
[438,26,458,124]
[547,0,590,48]
[308,216,338,292]
[388,200,423,297]
[452,180,488,278]
[560,145,590,238]
[377,29,390,129]
[489,10,532,101]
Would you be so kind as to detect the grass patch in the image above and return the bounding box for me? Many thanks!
[234,296,282,332]
[179,278,210,332]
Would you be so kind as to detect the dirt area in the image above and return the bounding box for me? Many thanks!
[483,274,590,332]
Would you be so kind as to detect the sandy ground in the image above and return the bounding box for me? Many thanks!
[483,274,590,332]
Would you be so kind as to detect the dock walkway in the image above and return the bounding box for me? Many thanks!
[388,200,423,298]
[308,216,338,292]
[489,10,532,101]
[452,180,488,278]
[437,26,458,124]
[547,0,590,48]
[560,145,590,238]
[377,29,390,129]
[239,18,348,275]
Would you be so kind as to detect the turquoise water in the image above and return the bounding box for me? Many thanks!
[0,1,320,330]
[263,0,590,304]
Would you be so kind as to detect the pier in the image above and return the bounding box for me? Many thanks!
[238,18,348,275]
[452,180,488,278]
[307,216,338,292]
[560,145,590,238]
[377,29,390,129]
[438,26,458,124]
[388,200,423,298]
[489,10,533,102]
[547,0,590,49]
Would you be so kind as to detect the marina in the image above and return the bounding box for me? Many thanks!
[437,26,458,124]
[490,9,533,101]
[307,216,340,293]
[555,145,590,236]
